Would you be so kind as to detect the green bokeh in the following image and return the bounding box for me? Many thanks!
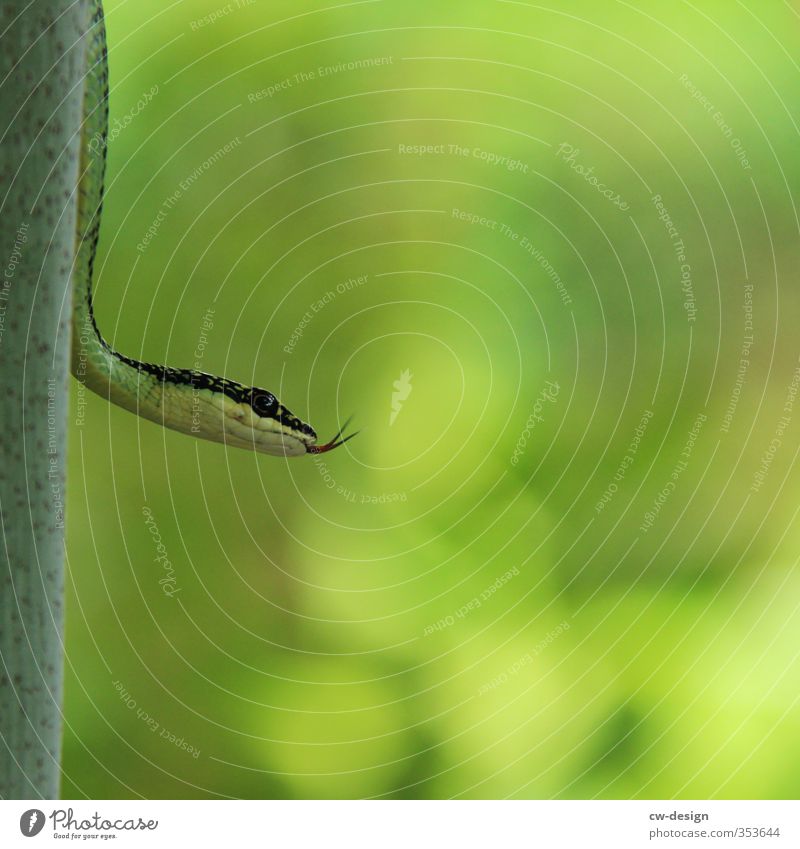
[63,0,800,798]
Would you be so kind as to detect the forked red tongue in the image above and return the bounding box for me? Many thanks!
[306,416,358,454]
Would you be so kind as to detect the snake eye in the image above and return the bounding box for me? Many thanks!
[250,391,278,418]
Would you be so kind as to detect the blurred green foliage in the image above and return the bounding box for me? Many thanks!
[63,0,800,798]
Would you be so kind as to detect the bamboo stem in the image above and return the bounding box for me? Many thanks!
[0,0,87,799]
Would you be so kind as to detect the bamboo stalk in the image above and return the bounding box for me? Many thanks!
[0,0,87,799]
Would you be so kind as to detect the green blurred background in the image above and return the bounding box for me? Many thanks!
[63,0,800,798]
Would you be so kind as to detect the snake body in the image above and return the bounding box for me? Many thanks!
[73,1,352,457]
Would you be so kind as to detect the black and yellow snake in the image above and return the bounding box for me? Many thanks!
[73,0,353,457]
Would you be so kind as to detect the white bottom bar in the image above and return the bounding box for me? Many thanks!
[1,799,797,848]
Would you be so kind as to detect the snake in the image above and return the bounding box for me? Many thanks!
[72,0,355,457]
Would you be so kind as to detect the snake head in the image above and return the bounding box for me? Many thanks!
[245,388,356,457]
[161,375,355,458]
